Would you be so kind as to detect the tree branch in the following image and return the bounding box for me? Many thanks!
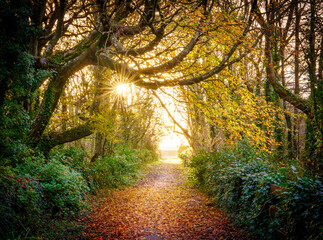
[97,1,258,89]
[139,32,201,75]
[152,91,192,145]
[110,24,166,56]
[29,39,98,145]
[39,123,92,152]
[254,2,311,115]
[44,0,66,57]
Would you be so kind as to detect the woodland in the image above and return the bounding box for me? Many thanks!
[0,0,322,239]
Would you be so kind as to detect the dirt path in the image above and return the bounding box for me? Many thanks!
[79,159,248,239]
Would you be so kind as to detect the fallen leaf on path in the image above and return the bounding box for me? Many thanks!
[77,160,249,240]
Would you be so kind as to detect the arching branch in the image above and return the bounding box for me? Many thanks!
[254,2,311,115]
[110,24,166,56]
[39,123,92,152]
[139,32,201,75]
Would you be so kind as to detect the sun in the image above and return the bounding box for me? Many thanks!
[97,64,136,102]
[116,83,128,95]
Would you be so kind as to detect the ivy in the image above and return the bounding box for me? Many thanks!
[188,141,322,239]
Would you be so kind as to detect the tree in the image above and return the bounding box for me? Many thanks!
[2,1,320,172]
[254,0,322,172]
[0,0,258,152]
[0,0,43,158]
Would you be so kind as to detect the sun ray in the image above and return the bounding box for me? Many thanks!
[95,64,135,104]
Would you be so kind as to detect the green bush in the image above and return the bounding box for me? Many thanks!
[178,146,193,166]
[17,152,89,216]
[50,146,87,169]
[50,146,158,192]
[0,165,43,238]
[135,148,159,164]
[189,142,322,240]
[0,145,158,238]
[0,147,89,238]
[49,146,94,191]
[282,177,322,239]
[37,161,89,215]
[89,146,158,190]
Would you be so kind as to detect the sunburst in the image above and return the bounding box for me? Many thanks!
[96,64,135,103]
[116,83,129,96]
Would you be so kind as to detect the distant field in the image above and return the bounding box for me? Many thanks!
[160,149,178,158]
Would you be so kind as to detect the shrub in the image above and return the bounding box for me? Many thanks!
[37,160,89,215]
[50,146,87,169]
[178,146,193,166]
[50,146,158,192]
[282,177,322,239]
[135,148,159,164]
[0,145,158,238]
[0,148,89,238]
[89,146,158,190]
[189,142,322,240]
[0,165,43,238]
[17,153,89,216]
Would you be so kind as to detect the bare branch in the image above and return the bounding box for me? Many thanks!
[44,0,66,57]
[152,91,191,144]
[110,24,166,56]
[139,32,201,75]
[254,2,311,115]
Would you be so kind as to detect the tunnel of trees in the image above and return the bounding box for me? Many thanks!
[0,0,322,239]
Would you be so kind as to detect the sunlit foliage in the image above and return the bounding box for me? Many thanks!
[181,67,284,153]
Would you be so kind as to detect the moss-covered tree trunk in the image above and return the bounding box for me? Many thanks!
[256,0,321,173]
[304,0,322,174]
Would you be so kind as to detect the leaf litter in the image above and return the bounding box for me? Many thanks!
[77,159,249,239]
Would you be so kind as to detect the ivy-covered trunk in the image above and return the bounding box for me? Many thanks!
[304,0,322,175]
[28,45,97,146]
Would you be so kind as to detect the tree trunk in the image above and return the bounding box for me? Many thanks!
[28,42,97,145]
[305,0,322,173]
[91,132,106,162]
[61,91,67,131]
[91,67,107,162]
[255,3,311,116]
[293,2,301,158]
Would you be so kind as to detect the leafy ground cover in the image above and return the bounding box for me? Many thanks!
[78,159,249,239]
[0,146,158,239]
[188,142,322,240]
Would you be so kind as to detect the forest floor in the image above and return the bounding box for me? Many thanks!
[77,159,249,240]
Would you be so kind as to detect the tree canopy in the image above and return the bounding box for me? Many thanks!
[0,0,321,168]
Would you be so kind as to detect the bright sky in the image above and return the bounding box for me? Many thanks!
[159,133,187,150]
[114,81,189,151]
[155,88,189,150]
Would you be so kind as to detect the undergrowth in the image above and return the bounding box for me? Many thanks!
[0,145,158,239]
[187,142,322,240]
